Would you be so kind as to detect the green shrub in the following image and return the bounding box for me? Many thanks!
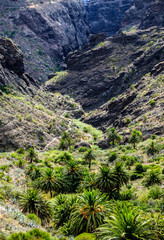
[55,152,73,163]
[143,170,162,187]
[120,155,137,166]
[130,173,144,180]
[27,214,41,225]
[125,118,131,125]
[78,147,88,152]
[108,152,117,162]
[148,185,163,200]
[0,231,7,240]
[16,148,25,154]
[147,142,159,156]
[149,100,156,107]
[7,229,55,240]
[74,233,96,240]
[83,127,88,133]
[119,188,136,200]
[135,163,146,174]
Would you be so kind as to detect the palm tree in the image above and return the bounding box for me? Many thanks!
[26,147,37,163]
[113,162,129,194]
[107,128,121,146]
[78,173,95,192]
[95,166,116,196]
[38,168,61,198]
[97,202,152,240]
[64,160,82,192]
[59,131,72,150]
[147,141,159,156]
[130,129,142,149]
[71,190,107,235]
[53,194,78,228]
[19,189,52,223]
[144,170,161,187]
[84,149,95,169]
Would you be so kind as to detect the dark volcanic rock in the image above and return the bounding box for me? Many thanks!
[45,28,164,111]
[0,37,24,75]
[85,0,134,36]
[0,37,39,94]
[0,0,90,80]
[121,0,164,31]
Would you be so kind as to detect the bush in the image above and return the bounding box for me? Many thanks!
[148,185,163,200]
[135,163,146,174]
[27,214,41,225]
[108,152,117,162]
[125,118,131,125]
[143,170,162,187]
[119,188,136,200]
[147,142,159,156]
[78,147,88,152]
[0,231,7,240]
[149,100,156,107]
[16,148,25,154]
[120,155,137,166]
[74,233,96,240]
[130,173,144,180]
[55,152,73,163]
[7,229,55,240]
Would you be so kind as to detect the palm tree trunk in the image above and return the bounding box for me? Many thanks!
[89,160,91,169]
[50,190,52,198]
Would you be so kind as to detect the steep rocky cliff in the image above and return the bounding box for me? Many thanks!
[121,0,164,31]
[0,0,90,81]
[85,0,134,36]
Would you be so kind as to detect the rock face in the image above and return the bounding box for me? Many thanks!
[0,37,39,94]
[121,0,164,31]
[0,0,90,80]
[85,0,134,36]
[45,26,164,137]
[45,27,164,111]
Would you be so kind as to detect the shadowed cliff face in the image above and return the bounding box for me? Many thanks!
[121,0,164,31]
[85,0,134,36]
[0,0,90,81]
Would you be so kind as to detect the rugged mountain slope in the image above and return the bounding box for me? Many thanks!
[0,0,89,81]
[0,0,136,81]
[46,26,164,137]
[0,37,84,151]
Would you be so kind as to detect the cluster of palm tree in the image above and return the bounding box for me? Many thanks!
[25,160,128,200]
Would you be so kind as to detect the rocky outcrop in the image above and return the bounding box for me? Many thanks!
[121,0,164,31]
[85,0,134,36]
[0,0,90,80]
[0,37,39,95]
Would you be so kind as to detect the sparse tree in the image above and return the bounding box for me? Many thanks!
[26,147,37,163]
[95,166,116,196]
[147,141,159,156]
[107,128,121,146]
[19,189,52,224]
[84,149,95,169]
[130,129,142,149]
[38,168,61,198]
